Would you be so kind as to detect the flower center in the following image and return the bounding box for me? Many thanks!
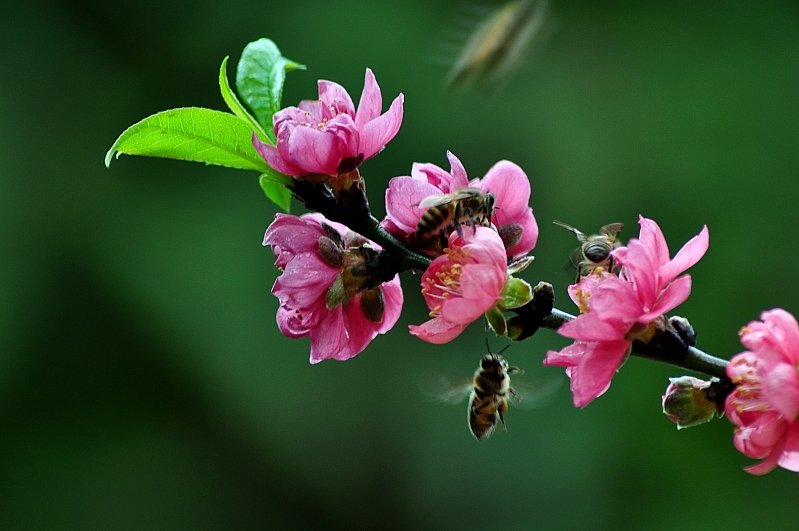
[728,356,771,413]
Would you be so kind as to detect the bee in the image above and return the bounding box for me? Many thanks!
[446,0,551,91]
[553,221,623,281]
[468,343,523,441]
[415,188,495,243]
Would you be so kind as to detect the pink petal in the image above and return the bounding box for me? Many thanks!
[570,339,631,407]
[643,275,692,321]
[620,239,658,310]
[763,309,799,364]
[544,342,587,368]
[776,422,799,472]
[276,305,310,338]
[558,314,627,342]
[308,308,349,363]
[446,151,470,189]
[659,225,709,287]
[763,362,799,420]
[264,213,323,253]
[318,79,355,117]
[503,207,539,258]
[384,177,442,233]
[253,134,303,176]
[409,317,467,344]
[358,93,404,160]
[587,278,642,325]
[479,160,531,217]
[355,68,382,126]
[412,161,453,190]
[284,123,352,176]
[376,276,405,334]
[272,253,339,308]
[637,216,670,267]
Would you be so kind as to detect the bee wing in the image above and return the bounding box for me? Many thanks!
[417,193,456,209]
[417,372,474,404]
[553,220,587,242]
[599,222,624,240]
[507,374,562,410]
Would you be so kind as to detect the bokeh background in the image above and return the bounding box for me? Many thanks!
[2,0,798,529]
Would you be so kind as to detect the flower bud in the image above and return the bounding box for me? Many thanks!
[662,376,723,429]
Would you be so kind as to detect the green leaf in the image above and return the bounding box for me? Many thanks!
[105,107,271,171]
[219,56,270,142]
[259,171,292,212]
[500,277,533,310]
[235,38,305,138]
[484,306,507,337]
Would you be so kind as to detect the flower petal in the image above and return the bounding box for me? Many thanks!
[318,79,355,117]
[355,68,382,126]
[446,151,470,189]
[409,317,467,344]
[384,177,442,233]
[308,307,349,363]
[358,93,404,161]
[659,225,709,286]
[570,339,631,408]
[637,216,670,267]
[253,134,303,176]
[479,160,531,217]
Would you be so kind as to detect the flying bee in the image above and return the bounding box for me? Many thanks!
[446,0,551,92]
[415,188,495,245]
[468,343,523,441]
[553,221,624,281]
[418,341,559,440]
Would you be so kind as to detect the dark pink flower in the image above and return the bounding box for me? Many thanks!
[383,151,538,258]
[544,217,709,407]
[265,213,403,363]
[409,227,508,344]
[726,309,799,475]
[253,69,404,178]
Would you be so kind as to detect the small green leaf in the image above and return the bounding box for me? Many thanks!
[500,277,533,310]
[485,306,507,337]
[236,38,305,137]
[105,107,271,171]
[259,172,292,212]
[219,56,270,142]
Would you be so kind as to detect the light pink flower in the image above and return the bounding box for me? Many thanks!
[726,309,799,475]
[253,68,404,178]
[409,227,508,344]
[265,213,403,363]
[544,217,709,407]
[383,151,538,258]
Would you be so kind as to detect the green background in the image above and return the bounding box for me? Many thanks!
[2,1,798,529]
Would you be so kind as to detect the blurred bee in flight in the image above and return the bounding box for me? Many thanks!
[445,0,551,92]
[414,188,495,247]
[468,343,522,441]
[553,221,624,281]
[420,341,559,441]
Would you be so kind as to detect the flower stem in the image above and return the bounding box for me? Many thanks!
[541,308,730,380]
[358,216,433,272]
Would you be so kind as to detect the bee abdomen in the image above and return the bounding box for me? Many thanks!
[583,241,611,264]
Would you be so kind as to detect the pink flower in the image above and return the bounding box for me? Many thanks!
[544,217,709,407]
[726,309,799,475]
[253,68,404,178]
[409,227,508,344]
[265,213,403,363]
[383,151,538,258]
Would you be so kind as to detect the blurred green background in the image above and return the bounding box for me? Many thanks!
[2,0,798,529]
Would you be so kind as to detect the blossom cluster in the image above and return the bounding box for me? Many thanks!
[252,65,799,477]
[259,70,537,362]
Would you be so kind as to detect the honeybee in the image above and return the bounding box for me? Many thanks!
[468,344,523,441]
[553,221,623,281]
[419,342,559,440]
[446,0,551,91]
[415,188,495,243]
